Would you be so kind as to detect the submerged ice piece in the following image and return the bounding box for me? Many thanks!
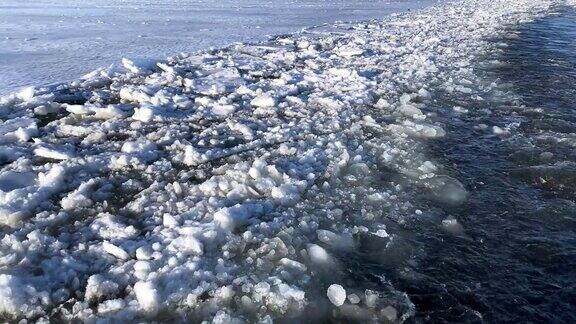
[423,175,469,206]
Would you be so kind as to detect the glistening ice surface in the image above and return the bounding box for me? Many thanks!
[1,0,576,322]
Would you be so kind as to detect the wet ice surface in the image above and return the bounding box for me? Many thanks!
[0,0,433,95]
[1,0,576,322]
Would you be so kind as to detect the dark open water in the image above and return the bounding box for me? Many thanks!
[391,7,576,323]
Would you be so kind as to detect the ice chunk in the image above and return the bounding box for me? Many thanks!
[162,213,179,228]
[271,183,301,206]
[307,244,335,267]
[122,58,157,74]
[61,179,97,210]
[103,241,130,260]
[327,284,346,306]
[381,305,398,321]
[418,88,431,99]
[213,204,263,231]
[34,145,74,160]
[337,46,363,57]
[442,217,464,235]
[65,104,91,115]
[134,281,160,314]
[91,213,139,240]
[348,293,361,304]
[251,95,275,108]
[228,121,254,140]
[279,258,307,272]
[296,39,310,49]
[418,160,437,177]
[98,299,126,315]
[38,165,66,187]
[375,98,391,109]
[134,261,152,280]
[453,105,469,113]
[0,117,38,143]
[212,311,244,324]
[0,274,25,317]
[316,230,354,250]
[183,145,205,166]
[492,125,508,135]
[328,68,353,78]
[93,105,130,119]
[424,175,468,206]
[136,246,154,261]
[121,139,157,154]
[397,103,423,118]
[387,121,446,139]
[17,86,35,101]
[211,104,236,116]
[85,274,119,303]
[132,106,156,122]
[168,235,203,255]
[0,165,65,227]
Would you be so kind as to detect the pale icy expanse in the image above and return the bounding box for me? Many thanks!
[0,0,433,95]
[1,0,574,322]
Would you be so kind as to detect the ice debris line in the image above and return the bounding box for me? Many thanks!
[0,0,563,322]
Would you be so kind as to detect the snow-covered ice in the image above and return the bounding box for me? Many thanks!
[0,0,568,322]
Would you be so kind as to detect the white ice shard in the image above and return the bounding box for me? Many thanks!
[327,284,347,306]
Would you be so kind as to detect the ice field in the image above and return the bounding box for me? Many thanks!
[1,0,576,322]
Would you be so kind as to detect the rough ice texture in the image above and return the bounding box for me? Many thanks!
[0,0,564,322]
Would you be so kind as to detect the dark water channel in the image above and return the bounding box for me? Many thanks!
[397,7,576,323]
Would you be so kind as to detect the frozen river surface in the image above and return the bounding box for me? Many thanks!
[0,0,433,95]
